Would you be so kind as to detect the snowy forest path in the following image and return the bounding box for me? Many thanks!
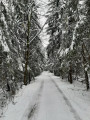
[29,71,82,120]
[28,80,44,119]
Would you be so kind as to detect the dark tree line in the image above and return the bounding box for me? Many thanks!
[47,0,90,90]
[0,0,45,95]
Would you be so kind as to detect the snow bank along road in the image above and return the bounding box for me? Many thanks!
[2,72,90,120]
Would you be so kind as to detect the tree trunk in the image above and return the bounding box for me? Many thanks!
[84,69,89,90]
[24,10,32,85]
[29,72,31,84]
[81,44,89,90]
[7,82,10,91]
[68,70,73,84]
[68,63,73,84]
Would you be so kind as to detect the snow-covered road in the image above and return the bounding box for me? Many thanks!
[29,72,81,120]
[2,71,90,120]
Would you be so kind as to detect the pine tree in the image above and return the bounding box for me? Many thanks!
[0,0,45,90]
[47,0,90,88]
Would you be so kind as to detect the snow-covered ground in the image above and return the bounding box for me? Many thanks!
[1,71,90,120]
[0,75,44,120]
[49,73,90,120]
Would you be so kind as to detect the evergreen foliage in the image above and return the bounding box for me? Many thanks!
[47,0,90,90]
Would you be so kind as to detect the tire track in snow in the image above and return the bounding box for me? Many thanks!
[50,76,82,120]
[28,80,44,120]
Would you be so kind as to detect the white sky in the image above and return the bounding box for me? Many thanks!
[36,0,49,47]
